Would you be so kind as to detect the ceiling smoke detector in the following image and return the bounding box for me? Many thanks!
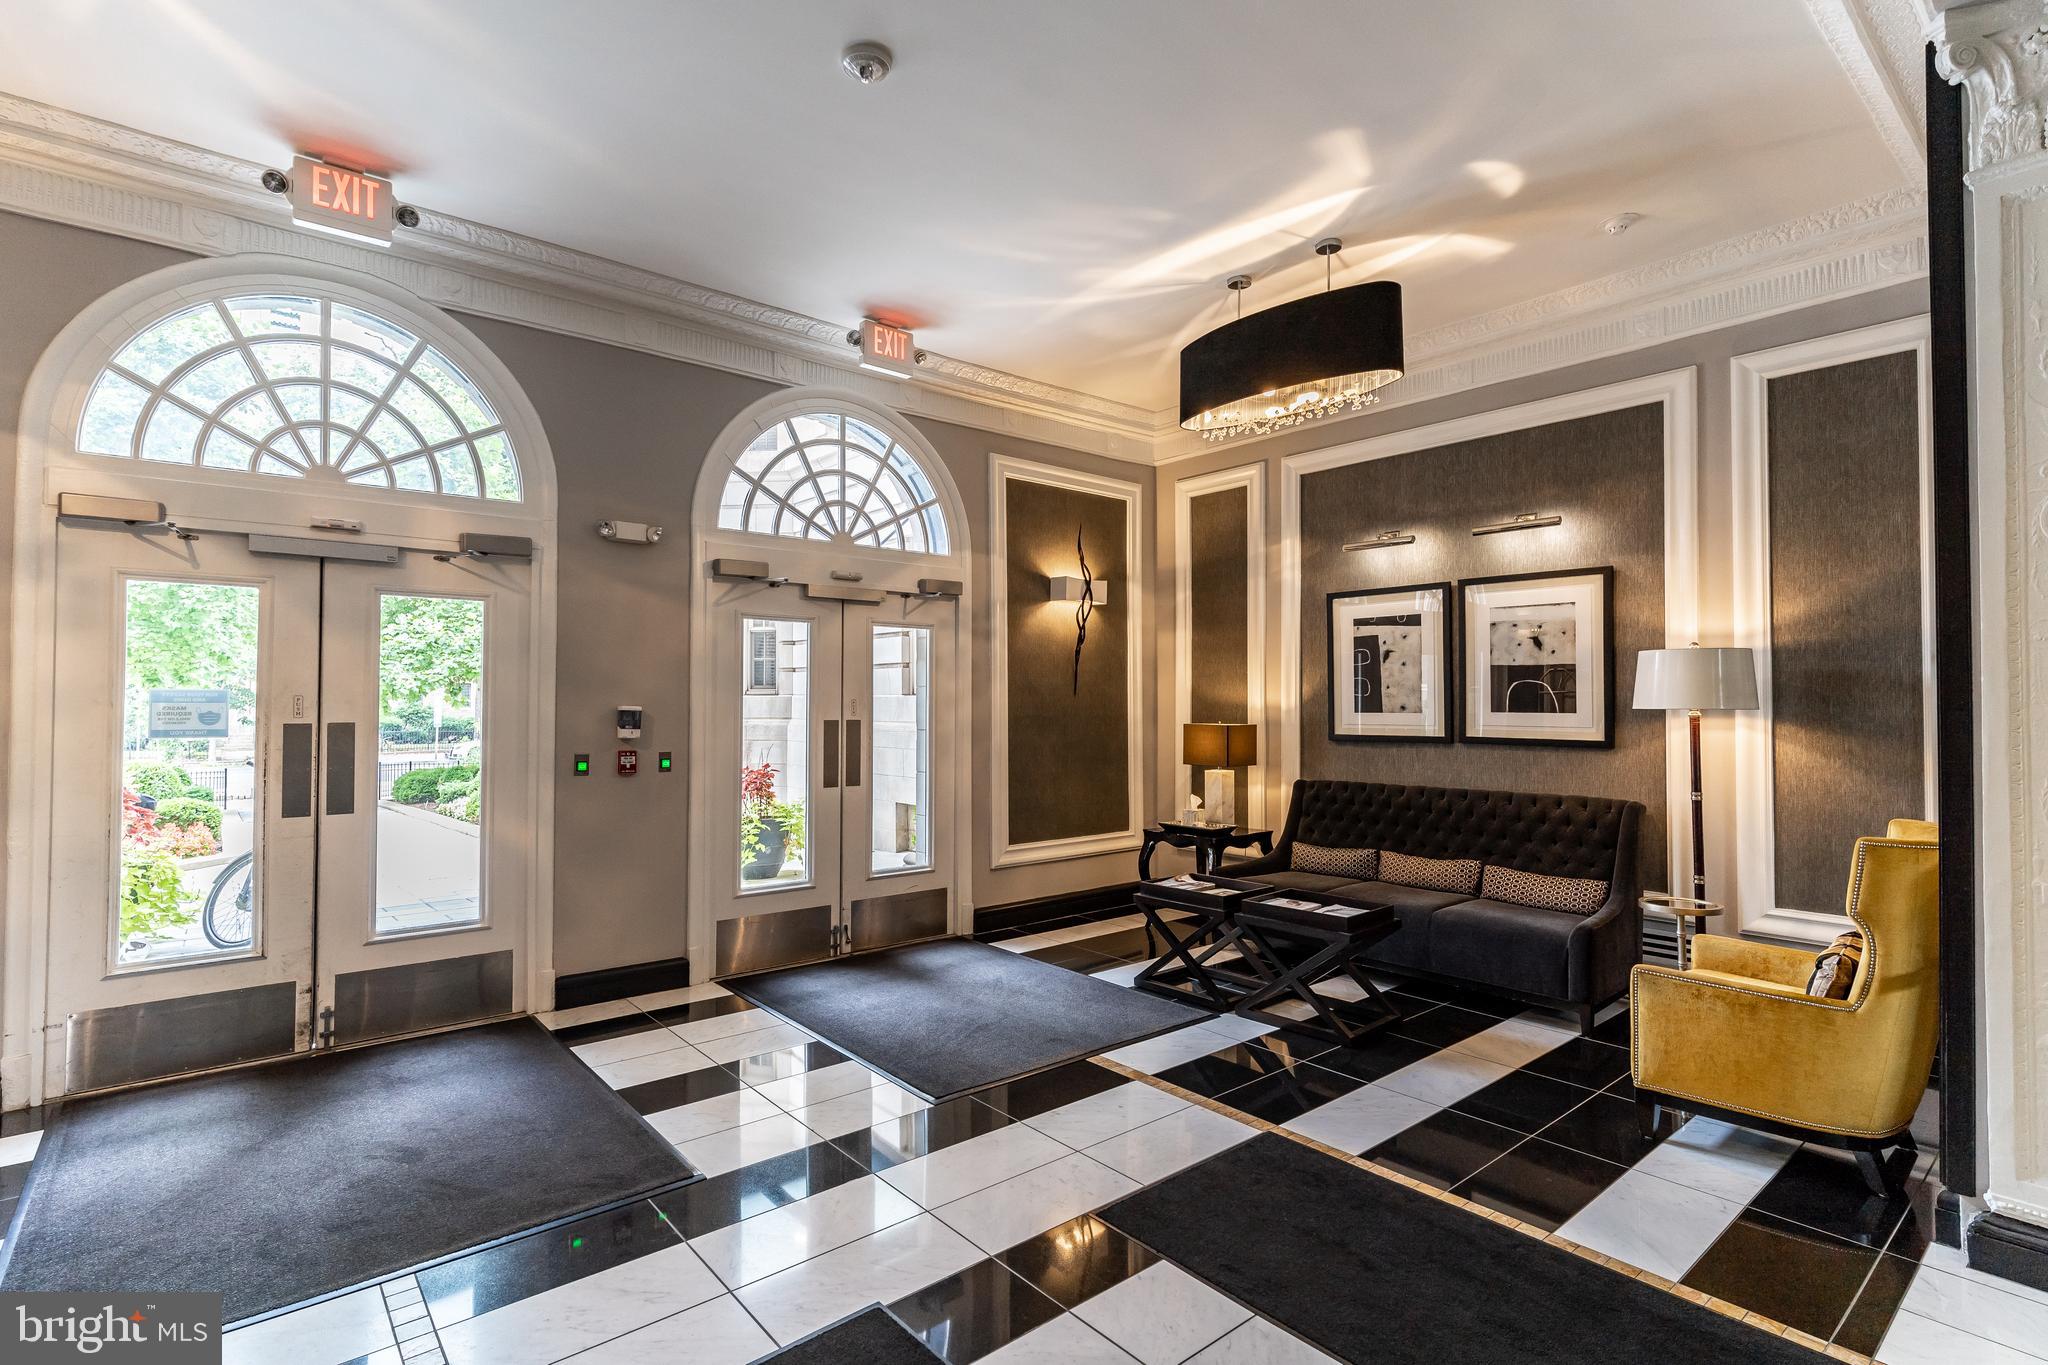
[841,43,893,85]
[1602,212,1644,237]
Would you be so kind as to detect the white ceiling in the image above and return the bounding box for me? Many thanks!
[0,1,1906,415]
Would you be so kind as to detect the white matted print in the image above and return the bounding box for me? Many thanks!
[1460,567,1614,746]
[1327,582,1452,742]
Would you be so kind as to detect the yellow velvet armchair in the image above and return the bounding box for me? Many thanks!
[1630,820,1938,1194]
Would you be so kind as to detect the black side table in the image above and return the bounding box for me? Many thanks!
[1137,822,1273,879]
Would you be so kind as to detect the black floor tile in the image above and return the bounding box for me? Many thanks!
[615,1063,745,1116]
[1385,983,1521,1018]
[975,1061,1127,1122]
[1587,1010,1630,1047]
[1365,1109,1525,1190]
[546,1012,662,1047]
[1154,1035,1328,1098]
[1519,1036,1631,1092]
[722,1041,851,1086]
[1448,1137,1628,1231]
[1389,1004,1501,1050]
[1021,941,1125,972]
[0,1106,48,1139]
[1450,1070,1596,1136]
[836,1097,1014,1173]
[1062,927,1161,961]
[889,1258,1065,1363]
[417,1198,679,1326]
[1534,1090,1679,1166]
[1830,1252,1921,1355]
[0,1161,31,1201]
[996,1214,1158,1310]
[1213,1060,1366,1123]
[646,994,756,1027]
[1289,1030,1436,1084]
[651,1140,867,1239]
[1878,1165,1942,1263]
[1680,1209,1881,1340]
[1749,1145,1920,1249]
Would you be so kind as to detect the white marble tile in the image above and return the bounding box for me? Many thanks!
[1188,1315,1343,1365]
[628,982,731,1011]
[1282,1082,1440,1154]
[695,1022,815,1065]
[1921,1241,2048,1311]
[879,1123,1069,1209]
[643,1088,785,1145]
[1371,1048,1514,1108]
[667,1006,772,1046]
[592,1043,721,1090]
[1194,1014,1278,1044]
[1627,1116,1798,1204]
[535,999,639,1031]
[1024,1082,1188,1150]
[1445,1012,1577,1069]
[674,1112,821,1178]
[567,1293,772,1364]
[1072,1262,1251,1365]
[1899,1260,2048,1359]
[935,1151,1139,1253]
[1083,1105,1257,1186]
[1099,1026,1233,1075]
[1877,1309,2042,1365]
[979,1311,1141,1364]
[0,1129,43,1168]
[748,1060,884,1112]
[1090,961,1146,988]
[223,1287,393,1365]
[571,1026,689,1067]
[689,1174,922,1288]
[734,1213,983,1345]
[788,1082,931,1139]
[1554,1168,1744,1281]
[437,1244,723,1365]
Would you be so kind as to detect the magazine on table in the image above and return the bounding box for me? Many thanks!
[1154,873,1233,894]
[1258,895,1326,912]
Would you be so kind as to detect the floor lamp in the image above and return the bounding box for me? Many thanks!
[1633,644,1758,904]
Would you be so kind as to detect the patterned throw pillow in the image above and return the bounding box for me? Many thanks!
[1480,865,1610,915]
[1290,844,1377,879]
[1806,932,1865,1000]
[1379,851,1482,895]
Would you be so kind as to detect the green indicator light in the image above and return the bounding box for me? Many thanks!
[571,1236,584,1248]
[574,758,589,774]
[658,756,672,771]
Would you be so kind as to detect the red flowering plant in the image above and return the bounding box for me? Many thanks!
[120,788,205,941]
[739,760,805,869]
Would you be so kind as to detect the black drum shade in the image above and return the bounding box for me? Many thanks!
[1179,280,1404,436]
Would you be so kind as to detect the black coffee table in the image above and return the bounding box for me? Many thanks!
[1131,874,1271,1010]
[1232,892,1404,1045]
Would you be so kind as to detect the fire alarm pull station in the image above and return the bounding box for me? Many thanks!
[617,705,643,740]
[618,749,639,776]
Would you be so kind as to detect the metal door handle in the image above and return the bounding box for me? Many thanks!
[822,719,840,790]
[845,720,862,788]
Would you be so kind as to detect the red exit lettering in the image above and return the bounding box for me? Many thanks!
[310,165,382,222]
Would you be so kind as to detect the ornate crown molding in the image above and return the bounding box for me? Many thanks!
[1805,0,1930,176]
[1932,0,2048,170]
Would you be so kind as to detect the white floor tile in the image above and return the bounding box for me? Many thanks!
[734,1213,983,1345]
[1282,1082,1440,1154]
[1072,1262,1251,1365]
[536,1000,640,1031]
[643,1088,785,1145]
[1921,1241,2048,1311]
[748,1060,884,1113]
[1628,1116,1798,1204]
[1554,1167,1744,1280]
[1899,1260,2048,1359]
[1877,1309,2043,1365]
[1194,1014,1278,1045]
[1084,1105,1257,1186]
[1024,1082,1189,1150]
[592,1043,720,1090]
[979,1311,1140,1363]
[438,1243,722,1365]
[788,1082,930,1139]
[1100,1026,1232,1075]
[566,1293,772,1364]
[223,1287,393,1365]
[674,1112,820,1178]
[935,1151,1139,1253]
[571,1026,689,1067]
[667,1007,772,1046]
[0,1129,43,1168]
[1371,1048,1514,1108]
[879,1123,1069,1209]
[1445,1012,1576,1069]
[1090,962,1146,988]
[695,1022,815,1065]
[1187,1315,1342,1364]
[627,983,731,1011]
[689,1174,922,1288]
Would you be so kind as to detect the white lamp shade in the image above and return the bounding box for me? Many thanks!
[1633,647,1759,711]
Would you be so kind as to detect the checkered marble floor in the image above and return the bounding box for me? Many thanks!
[1,910,2037,1365]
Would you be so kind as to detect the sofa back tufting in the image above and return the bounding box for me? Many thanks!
[1278,780,1634,883]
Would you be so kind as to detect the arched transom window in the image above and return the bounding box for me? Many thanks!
[75,292,522,501]
[716,411,950,554]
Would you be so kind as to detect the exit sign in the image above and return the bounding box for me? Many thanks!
[858,319,917,377]
[289,155,396,245]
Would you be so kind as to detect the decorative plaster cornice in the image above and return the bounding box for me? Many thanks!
[1805,0,1930,175]
[1931,0,2048,170]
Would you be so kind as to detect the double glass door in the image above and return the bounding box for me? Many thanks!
[707,581,956,975]
[43,517,531,1095]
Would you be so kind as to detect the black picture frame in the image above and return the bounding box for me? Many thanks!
[1326,581,1455,744]
[1456,566,1616,748]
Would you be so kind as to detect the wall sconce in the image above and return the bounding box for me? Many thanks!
[1049,575,1109,604]
[1472,512,1561,537]
[1343,530,1415,551]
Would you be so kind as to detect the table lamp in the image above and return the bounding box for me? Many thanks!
[1632,644,1758,902]
[1183,722,1257,828]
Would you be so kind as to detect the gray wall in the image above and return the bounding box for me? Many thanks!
[1297,405,1668,887]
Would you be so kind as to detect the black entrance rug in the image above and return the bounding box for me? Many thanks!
[728,937,1207,1101]
[752,1304,938,1363]
[1098,1131,1826,1365]
[0,1018,697,1323]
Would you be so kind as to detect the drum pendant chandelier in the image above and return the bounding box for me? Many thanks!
[1178,238,1404,442]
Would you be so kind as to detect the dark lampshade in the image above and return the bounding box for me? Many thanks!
[1179,281,1404,431]
[1183,722,1258,768]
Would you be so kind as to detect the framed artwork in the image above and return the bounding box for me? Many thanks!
[1326,582,1453,742]
[1459,567,1615,747]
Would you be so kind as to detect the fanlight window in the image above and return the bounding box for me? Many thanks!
[74,293,522,501]
[716,412,950,554]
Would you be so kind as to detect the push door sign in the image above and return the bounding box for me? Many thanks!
[148,688,232,739]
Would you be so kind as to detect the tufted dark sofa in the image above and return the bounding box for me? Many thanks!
[1230,779,1645,1031]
